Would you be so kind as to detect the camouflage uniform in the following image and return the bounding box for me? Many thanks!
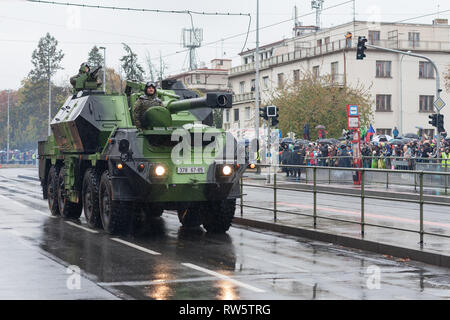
[70,63,89,88]
[133,94,162,130]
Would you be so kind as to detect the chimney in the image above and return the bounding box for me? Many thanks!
[433,18,448,25]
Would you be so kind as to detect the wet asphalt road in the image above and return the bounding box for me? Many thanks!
[0,167,450,300]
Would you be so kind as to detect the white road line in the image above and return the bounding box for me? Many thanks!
[65,221,99,234]
[0,195,28,208]
[111,238,161,255]
[181,262,266,293]
[245,254,309,273]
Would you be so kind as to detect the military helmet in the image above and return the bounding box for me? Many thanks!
[145,82,157,96]
[79,62,90,73]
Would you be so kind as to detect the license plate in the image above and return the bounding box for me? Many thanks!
[177,167,205,174]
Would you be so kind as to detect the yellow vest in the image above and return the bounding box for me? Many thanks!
[442,153,450,168]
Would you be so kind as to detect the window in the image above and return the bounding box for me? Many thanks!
[423,129,434,139]
[368,30,380,44]
[419,61,434,79]
[277,73,285,89]
[225,109,230,122]
[376,61,392,78]
[234,108,239,122]
[317,39,322,47]
[376,128,392,136]
[263,76,269,89]
[312,66,320,78]
[293,70,300,82]
[408,32,420,47]
[331,62,339,80]
[195,74,201,84]
[419,95,434,112]
[245,107,251,120]
[244,57,248,64]
[239,81,245,94]
[376,94,392,112]
[324,37,330,45]
[251,79,255,92]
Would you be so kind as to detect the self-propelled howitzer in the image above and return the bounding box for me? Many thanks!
[38,78,246,234]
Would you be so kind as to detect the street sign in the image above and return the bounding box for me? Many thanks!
[348,105,359,116]
[434,97,446,111]
[348,116,359,129]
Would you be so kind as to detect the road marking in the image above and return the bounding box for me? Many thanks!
[245,254,309,273]
[98,276,217,287]
[181,262,266,293]
[111,238,161,255]
[65,221,99,233]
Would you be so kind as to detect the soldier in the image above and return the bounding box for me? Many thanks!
[133,82,162,130]
[70,62,90,88]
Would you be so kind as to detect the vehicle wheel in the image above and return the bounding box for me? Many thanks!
[82,168,103,228]
[57,166,82,219]
[177,208,203,228]
[143,204,164,218]
[47,165,60,216]
[202,199,236,233]
[99,170,130,234]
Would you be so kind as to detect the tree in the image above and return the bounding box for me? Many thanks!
[268,72,373,140]
[87,46,103,67]
[120,43,144,81]
[28,33,64,82]
[445,64,450,92]
[105,67,124,94]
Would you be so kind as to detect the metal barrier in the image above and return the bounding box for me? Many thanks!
[240,164,450,245]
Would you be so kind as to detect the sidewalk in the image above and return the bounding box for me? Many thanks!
[236,172,450,268]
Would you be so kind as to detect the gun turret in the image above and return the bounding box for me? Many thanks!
[143,93,232,129]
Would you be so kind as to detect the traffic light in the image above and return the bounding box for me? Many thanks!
[271,113,279,127]
[266,106,277,117]
[437,114,445,133]
[259,107,268,120]
[356,36,367,60]
[428,114,437,127]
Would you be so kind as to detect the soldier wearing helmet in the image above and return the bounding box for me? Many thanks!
[70,62,102,92]
[70,63,90,87]
[133,82,162,130]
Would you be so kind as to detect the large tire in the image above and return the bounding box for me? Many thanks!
[82,168,103,228]
[47,165,60,216]
[99,171,131,234]
[57,166,82,219]
[202,199,236,233]
[177,208,203,228]
[143,204,164,218]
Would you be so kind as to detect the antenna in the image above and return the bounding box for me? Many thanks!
[181,28,203,70]
[311,0,324,30]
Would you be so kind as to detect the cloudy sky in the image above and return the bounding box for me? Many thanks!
[0,0,448,89]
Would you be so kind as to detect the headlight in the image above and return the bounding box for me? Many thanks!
[154,165,166,176]
[222,165,233,176]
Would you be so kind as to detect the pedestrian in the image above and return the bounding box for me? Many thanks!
[393,126,399,139]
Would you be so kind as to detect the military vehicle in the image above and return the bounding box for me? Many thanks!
[38,75,245,234]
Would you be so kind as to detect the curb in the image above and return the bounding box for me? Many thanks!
[232,217,450,268]
[17,175,40,182]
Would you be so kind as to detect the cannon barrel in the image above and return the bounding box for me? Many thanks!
[166,92,232,114]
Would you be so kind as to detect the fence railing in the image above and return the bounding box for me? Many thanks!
[240,164,450,245]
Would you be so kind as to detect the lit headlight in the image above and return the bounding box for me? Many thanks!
[222,165,233,176]
[155,165,166,176]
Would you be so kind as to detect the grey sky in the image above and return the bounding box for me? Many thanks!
[1,0,448,89]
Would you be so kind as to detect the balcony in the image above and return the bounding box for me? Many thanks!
[233,92,255,103]
[229,38,450,77]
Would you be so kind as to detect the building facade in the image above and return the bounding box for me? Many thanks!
[167,59,231,93]
[226,20,450,139]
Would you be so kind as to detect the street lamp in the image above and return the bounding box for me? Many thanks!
[7,89,10,163]
[99,46,106,92]
[399,51,411,136]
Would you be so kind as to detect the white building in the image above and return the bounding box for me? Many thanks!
[167,59,232,93]
[226,19,450,139]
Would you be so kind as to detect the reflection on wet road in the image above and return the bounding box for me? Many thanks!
[0,168,449,300]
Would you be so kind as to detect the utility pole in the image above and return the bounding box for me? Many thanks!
[48,55,52,137]
[99,46,106,92]
[254,0,260,157]
[7,89,10,163]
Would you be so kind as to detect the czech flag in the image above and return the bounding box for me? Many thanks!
[366,124,375,142]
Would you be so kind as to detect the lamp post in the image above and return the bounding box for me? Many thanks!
[99,46,106,92]
[7,89,10,163]
[399,51,411,136]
